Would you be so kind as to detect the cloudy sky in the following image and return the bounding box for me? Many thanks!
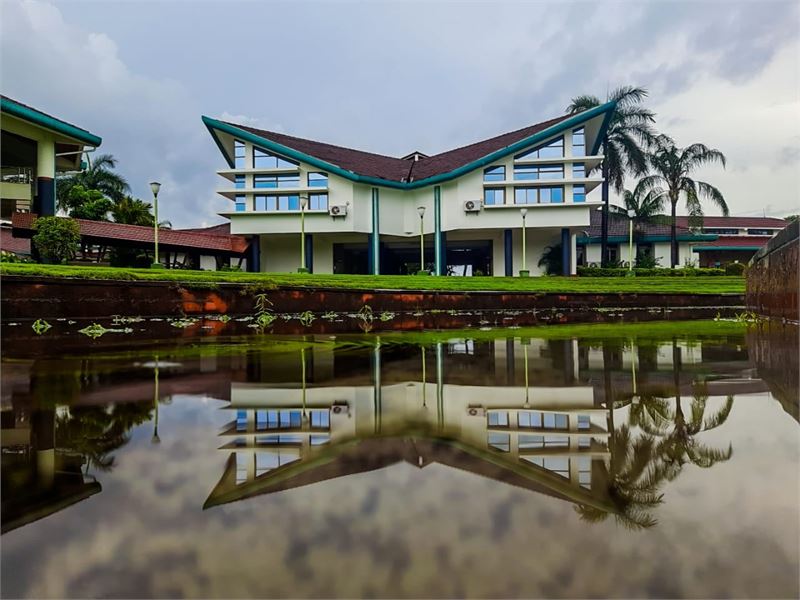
[2,0,798,228]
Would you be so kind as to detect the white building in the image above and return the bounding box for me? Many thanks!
[203,102,617,276]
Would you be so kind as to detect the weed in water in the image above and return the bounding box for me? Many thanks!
[298,311,316,327]
[31,319,51,335]
[379,311,396,322]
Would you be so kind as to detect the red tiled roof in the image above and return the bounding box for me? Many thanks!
[0,225,31,255]
[675,216,788,229]
[693,236,771,248]
[177,222,231,236]
[224,113,573,183]
[11,213,249,255]
[586,209,693,238]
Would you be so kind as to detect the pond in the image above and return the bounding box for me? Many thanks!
[1,321,798,598]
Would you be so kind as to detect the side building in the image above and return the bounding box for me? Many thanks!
[203,102,617,276]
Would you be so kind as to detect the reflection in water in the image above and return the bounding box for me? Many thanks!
[1,324,798,598]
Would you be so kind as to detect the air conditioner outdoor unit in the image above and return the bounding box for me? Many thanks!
[466,405,486,417]
[463,199,483,213]
[329,204,348,217]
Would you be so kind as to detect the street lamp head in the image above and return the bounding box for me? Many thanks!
[627,209,636,218]
[520,208,528,218]
[299,195,308,210]
[417,206,426,218]
[150,181,161,197]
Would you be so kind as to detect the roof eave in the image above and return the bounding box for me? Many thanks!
[201,100,618,190]
[1,97,102,147]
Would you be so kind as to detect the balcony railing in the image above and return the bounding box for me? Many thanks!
[1,167,33,185]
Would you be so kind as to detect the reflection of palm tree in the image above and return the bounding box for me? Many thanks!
[575,425,665,530]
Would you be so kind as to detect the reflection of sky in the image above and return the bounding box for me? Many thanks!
[2,393,798,599]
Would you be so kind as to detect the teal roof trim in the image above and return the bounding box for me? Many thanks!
[1,96,102,147]
[202,100,617,190]
[577,233,717,245]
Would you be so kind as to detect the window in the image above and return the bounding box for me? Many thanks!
[578,456,592,489]
[515,136,564,160]
[747,229,774,236]
[605,245,619,264]
[235,452,249,484]
[234,174,246,189]
[234,140,246,169]
[235,195,247,212]
[703,228,739,235]
[573,127,585,155]
[573,185,586,203]
[236,409,248,431]
[543,435,569,448]
[488,433,510,452]
[308,172,328,188]
[513,164,564,180]
[310,410,329,429]
[256,410,268,431]
[519,434,544,449]
[483,166,506,182]
[254,174,300,189]
[519,411,543,428]
[309,193,328,211]
[484,188,505,206]
[310,434,330,446]
[253,147,298,169]
[255,194,300,211]
[515,186,564,204]
[254,195,268,211]
[572,163,585,178]
[529,456,570,479]
[488,411,509,427]
[577,415,591,430]
[543,413,568,429]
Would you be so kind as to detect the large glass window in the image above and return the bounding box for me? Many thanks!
[484,188,505,206]
[253,147,298,169]
[310,410,330,429]
[234,174,246,189]
[703,228,740,235]
[235,194,247,212]
[572,163,586,178]
[543,413,569,429]
[573,185,586,203]
[308,172,328,188]
[514,164,564,180]
[515,136,564,160]
[488,411,509,427]
[254,174,300,189]
[519,411,543,428]
[515,186,564,205]
[254,194,301,211]
[308,193,328,211]
[529,456,570,478]
[747,229,775,236]
[234,140,246,168]
[483,166,506,182]
[573,127,585,156]
[487,433,510,452]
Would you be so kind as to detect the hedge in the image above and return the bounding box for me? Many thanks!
[577,266,728,277]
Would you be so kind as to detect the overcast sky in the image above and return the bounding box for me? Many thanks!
[2,0,799,228]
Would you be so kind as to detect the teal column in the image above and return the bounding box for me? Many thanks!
[371,188,380,275]
[434,186,442,275]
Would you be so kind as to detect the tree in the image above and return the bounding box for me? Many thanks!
[618,179,667,222]
[567,86,657,266]
[112,196,155,226]
[785,214,799,223]
[56,153,129,210]
[537,243,563,275]
[61,185,113,221]
[32,216,80,264]
[639,135,729,267]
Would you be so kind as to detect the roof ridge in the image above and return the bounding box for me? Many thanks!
[0,94,98,137]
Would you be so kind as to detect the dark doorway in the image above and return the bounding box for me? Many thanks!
[333,243,369,274]
[445,240,493,276]
[380,241,435,275]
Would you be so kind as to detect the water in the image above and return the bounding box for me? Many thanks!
[1,321,798,599]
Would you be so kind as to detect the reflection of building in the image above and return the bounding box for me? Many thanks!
[206,340,615,513]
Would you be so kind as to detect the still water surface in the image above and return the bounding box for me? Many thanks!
[2,322,798,598]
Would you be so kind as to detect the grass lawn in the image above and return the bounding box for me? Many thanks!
[0,263,745,294]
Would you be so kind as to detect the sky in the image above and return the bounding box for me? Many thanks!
[1,0,799,228]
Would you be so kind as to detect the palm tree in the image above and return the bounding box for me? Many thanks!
[57,154,130,210]
[619,179,667,223]
[112,196,156,226]
[537,243,562,275]
[567,86,657,266]
[639,135,729,267]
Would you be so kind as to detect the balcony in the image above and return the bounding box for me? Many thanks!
[1,167,33,218]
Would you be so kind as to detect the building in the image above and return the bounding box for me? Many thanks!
[204,102,617,276]
[1,95,102,220]
[676,216,790,267]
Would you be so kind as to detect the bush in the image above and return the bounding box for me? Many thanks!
[577,266,726,277]
[635,253,661,269]
[220,265,242,272]
[32,217,80,264]
[0,250,32,263]
[725,262,746,276]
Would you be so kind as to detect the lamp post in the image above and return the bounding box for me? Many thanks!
[417,206,426,275]
[298,195,309,273]
[519,208,529,277]
[151,354,160,444]
[149,181,161,269]
[627,209,636,274]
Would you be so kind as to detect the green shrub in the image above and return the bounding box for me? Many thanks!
[0,250,32,263]
[32,217,80,264]
[220,265,242,272]
[577,266,726,277]
[725,262,746,276]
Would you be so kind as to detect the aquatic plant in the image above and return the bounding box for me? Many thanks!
[31,319,52,335]
[169,318,197,329]
[79,323,111,339]
[298,311,316,326]
[322,311,338,320]
[379,311,396,322]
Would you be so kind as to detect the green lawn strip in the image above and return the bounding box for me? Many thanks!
[0,263,745,294]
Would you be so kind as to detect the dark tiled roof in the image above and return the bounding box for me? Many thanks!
[675,216,788,229]
[223,113,573,183]
[11,213,249,255]
[0,225,31,255]
[177,222,232,236]
[693,235,771,248]
[585,209,693,238]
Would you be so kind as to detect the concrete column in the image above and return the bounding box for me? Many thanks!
[504,229,513,276]
[561,228,571,276]
[304,233,313,273]
[434,186,443,275]
[247,235,261,272]
[371,188,380,274]
[35,138,55,216]
[570,233,578,275]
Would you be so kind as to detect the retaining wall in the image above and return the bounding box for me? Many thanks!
[746,220,799,321]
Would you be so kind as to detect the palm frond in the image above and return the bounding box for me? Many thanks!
[696,181,729,216]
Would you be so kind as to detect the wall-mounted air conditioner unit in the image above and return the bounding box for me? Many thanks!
[463,199,483,213]
[329,204,348,217]
[466,405,486,416]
